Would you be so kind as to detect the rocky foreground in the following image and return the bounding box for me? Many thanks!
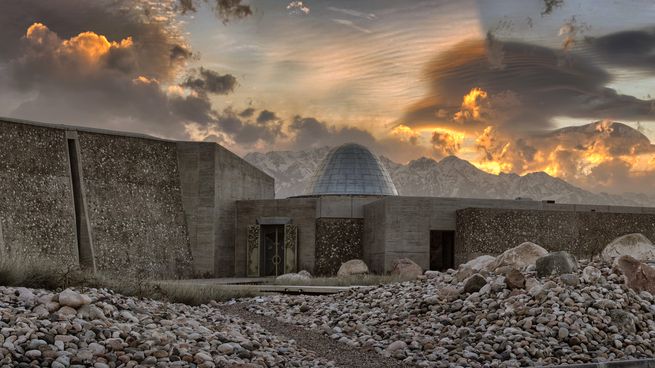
[0,287,332,367]
[250,255,655,367]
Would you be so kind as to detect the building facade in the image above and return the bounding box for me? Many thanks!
[3,117,655,279]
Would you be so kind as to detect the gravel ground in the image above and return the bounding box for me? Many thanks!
[220,303,412,368]
[247,259,655,367]
[0,286,333,367]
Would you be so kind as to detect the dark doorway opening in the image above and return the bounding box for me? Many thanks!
[430,230,455,271]
[67,138,94,270]
[260,225,285,276]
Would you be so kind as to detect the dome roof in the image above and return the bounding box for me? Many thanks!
[304,143,398,196]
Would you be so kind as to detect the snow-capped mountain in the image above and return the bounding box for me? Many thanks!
[244,148,655,206]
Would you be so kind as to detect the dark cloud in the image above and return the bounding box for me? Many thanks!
[239,107,255,118]
[256,110,278,124]
[403,38,655,133]
[178,0,252,22]
[586,29,655,71]
[0,0,252,138]
[182,68,237,95]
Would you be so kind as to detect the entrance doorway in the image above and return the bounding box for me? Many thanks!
[430,230,455,271]
[260,225,285,276]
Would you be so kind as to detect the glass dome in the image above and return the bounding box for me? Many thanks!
[304,143,398,196]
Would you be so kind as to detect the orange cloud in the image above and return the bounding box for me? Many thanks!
[24,22,134,73]
[454,87,488,122]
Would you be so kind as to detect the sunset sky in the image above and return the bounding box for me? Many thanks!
[1,0,654,194]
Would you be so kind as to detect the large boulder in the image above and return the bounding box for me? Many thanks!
[391,258,423,278]
[337,259,369,277]
[58,289,91,308]
[462,255,496,272]
[489,242,548,272]
[275,271,311,283]
[602,233,655,264]
[615,255,655,294]
[536,251,578,277]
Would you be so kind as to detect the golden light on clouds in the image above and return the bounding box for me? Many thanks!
[454,87,488,122]
[25,22,134,71]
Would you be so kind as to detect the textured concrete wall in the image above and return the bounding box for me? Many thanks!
[235,198,317,276]
[314,218,363,275]
[78,132,193,278]
[0,120,78,266]
[177,142,274,277]
[0,117,273,279]
[363,196,655,273]
[456,207,655,264]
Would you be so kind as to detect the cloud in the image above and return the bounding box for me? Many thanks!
[177,0,252,22]
[287,1,310,15]
[587,29,655,72]
[0,0,251,138]
[472,121,655,194]
[182,67,237,95]
[403,38,655,133]
[431,130,463,159]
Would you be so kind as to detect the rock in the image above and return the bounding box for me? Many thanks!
[463,255,497,272]
[615,255,655,294]
[390,258,423,278]
[463,274,487,293]
[15,287,36,305]
[581,266,601,284]
[489,242,548,272]
[424,270,440,279]
[217,343,234,355]
[298,270,311,278]
[438,286,461,302]
[275,272,311,283]
[337,259,369,277]
[386,340,407,352]
[504,269,525,289]
[609,310,636,334]
[559,273,580,287]
[602,233,655,263]
[536,251,578,277]
[25,350,42,359]
[56,306,79,320]
[77,304,105,320]
[58,289,92,308]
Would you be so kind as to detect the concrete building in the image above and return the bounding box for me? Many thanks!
[0,117,272,279]
[237,144,655,277]
[3,117,655,279]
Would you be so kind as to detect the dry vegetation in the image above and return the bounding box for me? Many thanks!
[0,258,260,305]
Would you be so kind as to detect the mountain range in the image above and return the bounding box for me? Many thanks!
[244,147,655,206]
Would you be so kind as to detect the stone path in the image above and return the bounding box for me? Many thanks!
[220,303,414,368]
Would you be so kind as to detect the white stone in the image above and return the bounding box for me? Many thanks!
[337,259,369,277]
[58,289,91,308]
[489,242,548,272]
[602,233,655,263]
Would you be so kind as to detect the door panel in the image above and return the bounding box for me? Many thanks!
[247,225,260,277]
[284,224,298,273]
[261,225,285,276]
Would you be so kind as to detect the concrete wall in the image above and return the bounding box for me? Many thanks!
[0,120,78,267]
[363,196,655,273]
[456,207,655,264]
[177,142,274,277]
[78,132,193,278]
[236,198,317,276]
[0,117,274,279]
[315,218,363,275]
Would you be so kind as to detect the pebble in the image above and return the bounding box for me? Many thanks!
[249,259,655,368]
[0,286,332,367]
